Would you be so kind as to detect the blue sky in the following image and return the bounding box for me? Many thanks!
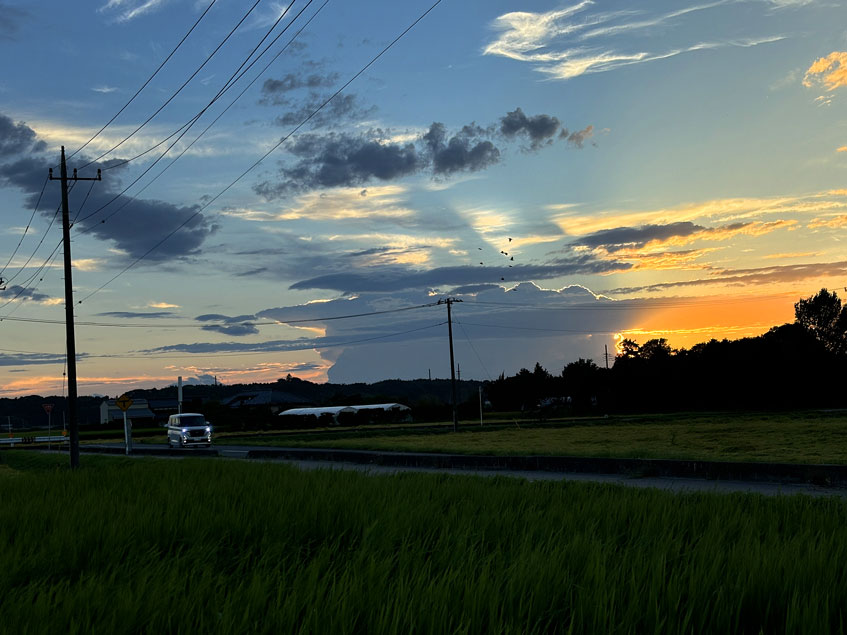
[1,0,846,396]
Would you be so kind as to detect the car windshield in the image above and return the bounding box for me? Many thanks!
[176,415,206,427]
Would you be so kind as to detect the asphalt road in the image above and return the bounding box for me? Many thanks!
[76,442,847,498]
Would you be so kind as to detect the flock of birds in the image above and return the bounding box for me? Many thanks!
[477,237,515,282]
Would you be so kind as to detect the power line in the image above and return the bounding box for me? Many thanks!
[0,320,448,360]
[67,0,219,160]
[78,0,265,170]
[0,301,439,328]
[0,176,48,280]
[454,319,494,381]
[99,0,317,175]
[74,0,309,228]
[76,0,445,304]
[75,0,319,229]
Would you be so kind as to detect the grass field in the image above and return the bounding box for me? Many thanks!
[2,450,847,633]
[221,410,847,465]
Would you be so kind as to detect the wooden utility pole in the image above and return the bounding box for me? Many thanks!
[438,298,462,432]
[49,147,100,469]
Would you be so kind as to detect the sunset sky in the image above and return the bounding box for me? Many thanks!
[1,0,846,397]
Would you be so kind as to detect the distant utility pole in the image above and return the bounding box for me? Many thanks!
[49,147,101,469]
[605,344,610,369]
[437,297,462,432]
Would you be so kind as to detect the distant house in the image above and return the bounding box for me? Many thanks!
[279,403,411,426]
[222,390,309,414]
[99,398,156,425]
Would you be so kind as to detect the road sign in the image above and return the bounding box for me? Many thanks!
[116,395,133,412]
[43,403,54,414]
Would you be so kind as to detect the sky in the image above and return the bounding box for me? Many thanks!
[0,0,846,397]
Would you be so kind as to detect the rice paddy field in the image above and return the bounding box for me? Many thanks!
[3,450,847,633]
[226,410,847,465]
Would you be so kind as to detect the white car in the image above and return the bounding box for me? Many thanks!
[166,413,212,448]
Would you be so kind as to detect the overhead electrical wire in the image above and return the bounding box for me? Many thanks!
[1,179,76,287]
[0,320,448,361]
[0,301,439,328]
[75,0,319,229]
[67,0,219,160]
[78,0,265,170]
[0,176,48,281]
[76,0,445,304]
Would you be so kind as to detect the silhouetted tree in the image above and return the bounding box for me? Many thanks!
[794,288,847,356]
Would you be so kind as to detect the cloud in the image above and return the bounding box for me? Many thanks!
[804,51,847,91]
[0,3,27,40]
[500,107,561,149]
[564,125,594,148]
[484,3,784,80]
[260,73,340,102]
[0,352,69,367]
[0,114,46,156]
[195,313,259,336]
[288,255,630,293]
[96,311,178,319]
[605,260,847,294]
[0,112,218,262]
[256,109,585,198]
[808,215,847,229]
[91,85,118,94]
[99,0,168,22]
[2,285,50,302]
[573,219,796,252]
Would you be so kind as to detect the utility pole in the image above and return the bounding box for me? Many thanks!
[437,298,462,432]
[605,344,610,369]
[49,147,100,469]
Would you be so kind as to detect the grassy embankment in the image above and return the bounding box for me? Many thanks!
[2,451,847,633]
[222,410,847,465]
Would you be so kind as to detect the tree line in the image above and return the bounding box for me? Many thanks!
[485,289,847,413]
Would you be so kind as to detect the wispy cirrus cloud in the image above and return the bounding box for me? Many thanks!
[99,0,169,22]
[484,1,785,80]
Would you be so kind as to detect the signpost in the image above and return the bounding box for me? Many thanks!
[43,403,53,449]
[116,394,133,455]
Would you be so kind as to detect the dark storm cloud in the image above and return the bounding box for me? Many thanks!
[3,285,50,302]
[0,112,217,262]
[605,260,847,294]
[0,114,45,155]
[575,222,704,251]
[255,109,589,198]
[96,311,177,319]
[0,3,27,40]
[499,107,561,149]
[289,256,630,293]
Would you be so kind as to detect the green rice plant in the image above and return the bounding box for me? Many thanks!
[1,453,847,633]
